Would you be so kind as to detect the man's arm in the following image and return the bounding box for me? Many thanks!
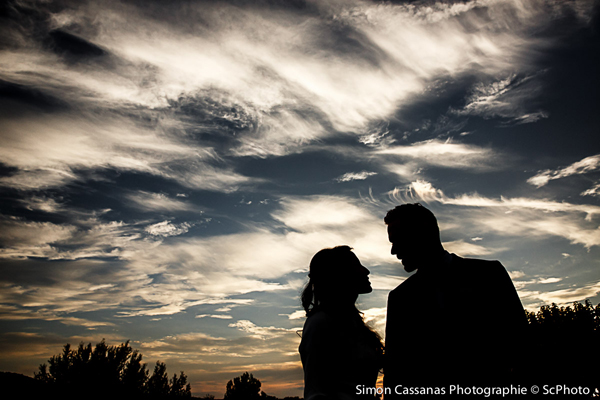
[490,262,528,374]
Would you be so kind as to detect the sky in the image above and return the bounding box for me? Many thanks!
[0,0,599,397]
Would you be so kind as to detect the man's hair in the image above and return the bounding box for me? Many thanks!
[384,203,439,236]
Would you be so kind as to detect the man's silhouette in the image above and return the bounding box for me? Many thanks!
[383,204,527,394]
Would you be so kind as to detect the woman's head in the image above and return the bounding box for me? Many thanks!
[302,246,371,316]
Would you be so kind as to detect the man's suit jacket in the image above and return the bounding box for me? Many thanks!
[384,254,527,393]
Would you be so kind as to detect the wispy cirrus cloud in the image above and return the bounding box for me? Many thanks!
[528,154,600,188]
[375,139,502,181]
[0,111,253,192]
[452,73,549,124]
[377,139,497,168]
[0,303,114,328]
[335,171,378,182]
[18,195,68,213]
[145,220,193,237]
[442,240,497,257]
[0,217,75,249]
[536,280,600,305]
[581,183,600,198]
[229,320,296,340]
[125,191,201,213]
[272,196,373,231]
[2,0,585,166]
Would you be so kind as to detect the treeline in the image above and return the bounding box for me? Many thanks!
[526,299,600,329]
[522,300,599,395]
[34,339,190,399]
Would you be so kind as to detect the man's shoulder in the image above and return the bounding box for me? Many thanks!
[389,273,421,300]
[452,255,516,293]
[453,254,501,265]
[452,254,505,274]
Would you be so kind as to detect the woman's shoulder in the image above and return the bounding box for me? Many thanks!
[301,310,342,342]
[300,310,343,353]
[303,310,334,332]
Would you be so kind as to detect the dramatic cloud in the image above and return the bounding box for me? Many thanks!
[2,0,582,164]
[0,218,75,250]
[272,196,373,231]
[582,183,600,198]
[229,320,297,340]
[335,171,378,182]
[452,73,549,124]
[145,220,193,237]
[537,281,600,305]
[0,112,252,192]
[377,139,500,176]
[126,192,200,213]
[528,154,600,188]
[442,240,496,256]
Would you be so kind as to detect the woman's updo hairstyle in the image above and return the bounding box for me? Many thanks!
[301,245,353,317]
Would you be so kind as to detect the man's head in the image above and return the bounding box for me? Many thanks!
[384,203,442,272]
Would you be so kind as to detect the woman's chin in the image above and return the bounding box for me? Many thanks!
[360,284,373,294]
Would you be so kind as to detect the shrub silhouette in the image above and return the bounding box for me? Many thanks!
[35,339,191,398]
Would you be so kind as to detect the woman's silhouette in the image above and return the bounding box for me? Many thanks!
[299,246,383,400]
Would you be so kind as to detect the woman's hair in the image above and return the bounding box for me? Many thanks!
[301,246,384,355]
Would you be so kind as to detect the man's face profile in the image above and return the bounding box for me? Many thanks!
[387,222,419,273]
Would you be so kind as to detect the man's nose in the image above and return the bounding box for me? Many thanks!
[391,243,398,255]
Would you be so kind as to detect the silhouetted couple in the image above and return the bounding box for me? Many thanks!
[299,203,527,400]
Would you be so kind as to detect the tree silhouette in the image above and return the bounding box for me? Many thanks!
[35,339,191,399]
[122,349,149,394]
[224,372,262,400]
[170,371,192,397]
[148,361,170,396]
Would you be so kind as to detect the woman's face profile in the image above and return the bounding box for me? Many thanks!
[345,253,372,295]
